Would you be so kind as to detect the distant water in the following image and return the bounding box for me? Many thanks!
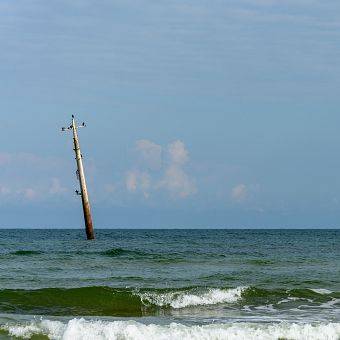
[0,229,339,339]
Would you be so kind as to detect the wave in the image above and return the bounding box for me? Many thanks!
[1,318,340,340]
[310,288,333,295]
[5,248,183,262]
[100,248,185,263]
[101,248,149,258]
[0,286,338,317]
[3,247,282,261]
[6,248,151,258]
[0,286,142,316]
[0,286,245,316]
[247,259,275,265]
[10,250,43,256]
[139,287,246,308]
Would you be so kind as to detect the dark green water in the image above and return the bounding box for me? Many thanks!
[0,229,339,339]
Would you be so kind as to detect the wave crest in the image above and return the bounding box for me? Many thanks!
[138,287,246,309]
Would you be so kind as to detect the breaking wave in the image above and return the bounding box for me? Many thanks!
[139,287,246,308]
[0,286,245,316]
[1,318,340,340]
[0,286,338,317]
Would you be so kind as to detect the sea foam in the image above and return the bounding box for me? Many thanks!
[138,287,246,308]
[2,318,340,340]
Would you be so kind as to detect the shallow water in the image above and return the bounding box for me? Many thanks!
[0,229,339,339]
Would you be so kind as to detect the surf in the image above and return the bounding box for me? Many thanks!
[1,318,340,340]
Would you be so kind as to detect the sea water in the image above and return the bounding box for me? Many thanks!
[0,229,339,339]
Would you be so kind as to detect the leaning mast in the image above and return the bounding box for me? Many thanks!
[62,115,95,240]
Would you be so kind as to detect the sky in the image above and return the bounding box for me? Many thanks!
[0,0,340,228]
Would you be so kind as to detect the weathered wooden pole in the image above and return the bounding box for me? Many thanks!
[62,115,95,240]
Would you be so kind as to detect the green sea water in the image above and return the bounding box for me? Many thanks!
[0,229,339,339]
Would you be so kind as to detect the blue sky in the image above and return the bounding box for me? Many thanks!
[0,0,340,228]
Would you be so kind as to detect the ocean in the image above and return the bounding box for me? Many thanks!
[0,229,339,339]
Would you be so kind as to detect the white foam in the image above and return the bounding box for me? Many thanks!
[2,319,340,340]
[277,297,301,304]
[2,320,65,339]
[310,288,333,295]
[138,287,246,309]
[254,304,276,312]
[320,299,340,309]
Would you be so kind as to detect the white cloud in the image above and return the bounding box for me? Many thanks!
[126,170,151,198]
[23,188,37,200]
[159,140,196,198]
[136,139,162,170]
[168,140,188,165]
[49,178,67,195]
[159,164,196,198]
[0,152,72,203]
[140,172,151,198]
[126,139,196,199]
[126,171,138,192]
[231,184,248,202]
[0,185,11,195]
